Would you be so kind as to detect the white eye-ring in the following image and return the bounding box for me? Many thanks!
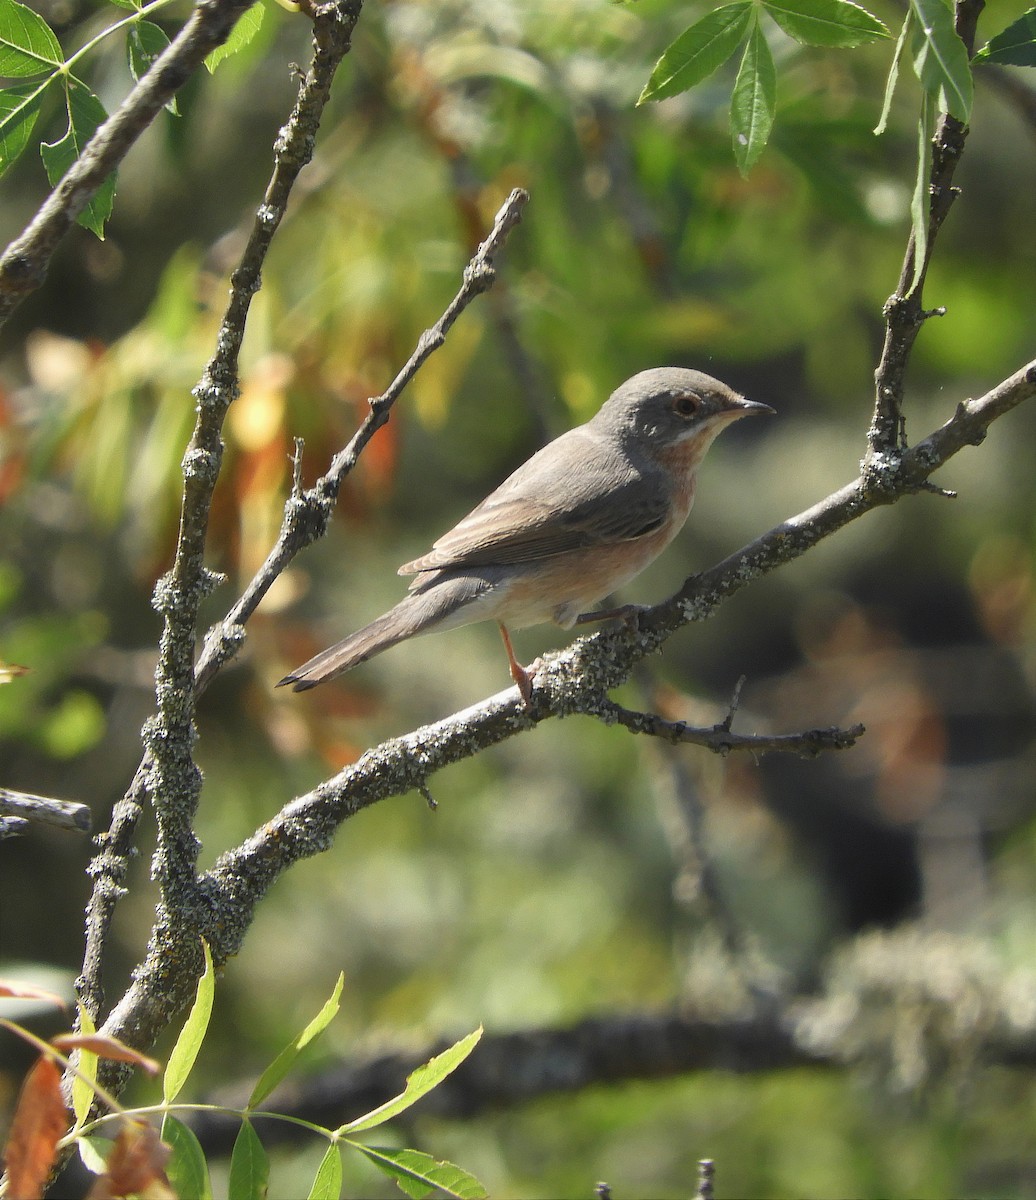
[673,393,700,417]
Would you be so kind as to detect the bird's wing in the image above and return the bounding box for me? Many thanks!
[400,429,668,575]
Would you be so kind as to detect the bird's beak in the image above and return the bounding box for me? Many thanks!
[733,396,776,417]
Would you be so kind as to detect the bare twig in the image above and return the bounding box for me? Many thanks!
[0,787,92,833]
[0,0,258,329]
[596,699,864,759]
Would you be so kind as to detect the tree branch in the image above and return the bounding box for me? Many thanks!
[77,0,364,1022]
[0,787,92,834]
[869,0,985,456]
[95,357,1036,1063]
[0,0,258,329]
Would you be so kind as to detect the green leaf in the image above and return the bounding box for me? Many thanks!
[162,1115,213,1200]
[126,20,179,114]
[307,1144,343,1200]
[0,82,44,177]
[975,9,1036,66]
[205,1,265,73]
[71,1003,98,1130]
[874,10,912,135]
[731,16,777,176]
[352,1146,488,1200]
[248,972,344,1109]
[40,78,116,239]
[228,1119,270,1200]
[763,0,890,47]
[78,1135,111,1175]
[163,939,214,1105]
[907,90,937,295]
[638,2,752,103]
[0,0,62,77]
[336,1027,483,1135]
[910,0,972,121]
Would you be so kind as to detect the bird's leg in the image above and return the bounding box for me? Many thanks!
[572,603,649,626]
[498,623,534,707]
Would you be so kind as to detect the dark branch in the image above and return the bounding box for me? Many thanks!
[0,787,92,833]
[597,700,865,759]
[0,0,258,329]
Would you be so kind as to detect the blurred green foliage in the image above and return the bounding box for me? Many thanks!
[2,0,1036,1196]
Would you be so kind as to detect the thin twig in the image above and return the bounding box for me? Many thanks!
[597,699,864,759]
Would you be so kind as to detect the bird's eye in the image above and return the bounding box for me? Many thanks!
[673,394,700,417]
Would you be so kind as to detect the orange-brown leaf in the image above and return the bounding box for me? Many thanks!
[52,1034,160,1075]
[0,980,67,1007]
[2,1055,70,1199]
[85,1120,174,1200]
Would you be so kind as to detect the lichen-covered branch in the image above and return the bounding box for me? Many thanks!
[95,357,1036,1063]
[77,0,364,1022]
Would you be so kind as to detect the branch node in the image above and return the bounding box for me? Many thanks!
[418,782,438,811]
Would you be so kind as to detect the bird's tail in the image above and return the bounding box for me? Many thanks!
[277,574,481,692]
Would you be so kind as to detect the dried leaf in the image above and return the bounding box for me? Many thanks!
[85,1120,174,1200]
[52,1033,160,1075]
[3,1055,69,1200]
[0,979,66,1006]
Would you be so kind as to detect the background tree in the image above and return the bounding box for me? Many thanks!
[1,0,1036,1195]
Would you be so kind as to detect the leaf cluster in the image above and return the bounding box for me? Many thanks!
[1,950,487,1199]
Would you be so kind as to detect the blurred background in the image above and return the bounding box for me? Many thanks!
[2,0,1036,1195]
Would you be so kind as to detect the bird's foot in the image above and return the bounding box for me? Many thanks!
[498,623,537,709]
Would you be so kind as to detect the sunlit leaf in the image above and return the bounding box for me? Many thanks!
[205,0,265,73]
[910,0,972,121]
[731,16,776,176]
[638,2,752,103]
[3,1056,68,1200]
[975,8,1036,66]
[0,82,44,177]
[163,939,214,1105]
[307,1143,343,1200]
[907,90,937,295]
[71,1003,98,1130]
[228,1118,269,1200]
[163,1114,213,1200]
[763,0,890,47]
[40,77,116,238]
[248,971,344,1109]
[337,1027,482,1135]
[0,0,62,76]
[352,1145,488,1200]
[874,10,912,135]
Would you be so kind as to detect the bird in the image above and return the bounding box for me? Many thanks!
[278,367,774,704]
